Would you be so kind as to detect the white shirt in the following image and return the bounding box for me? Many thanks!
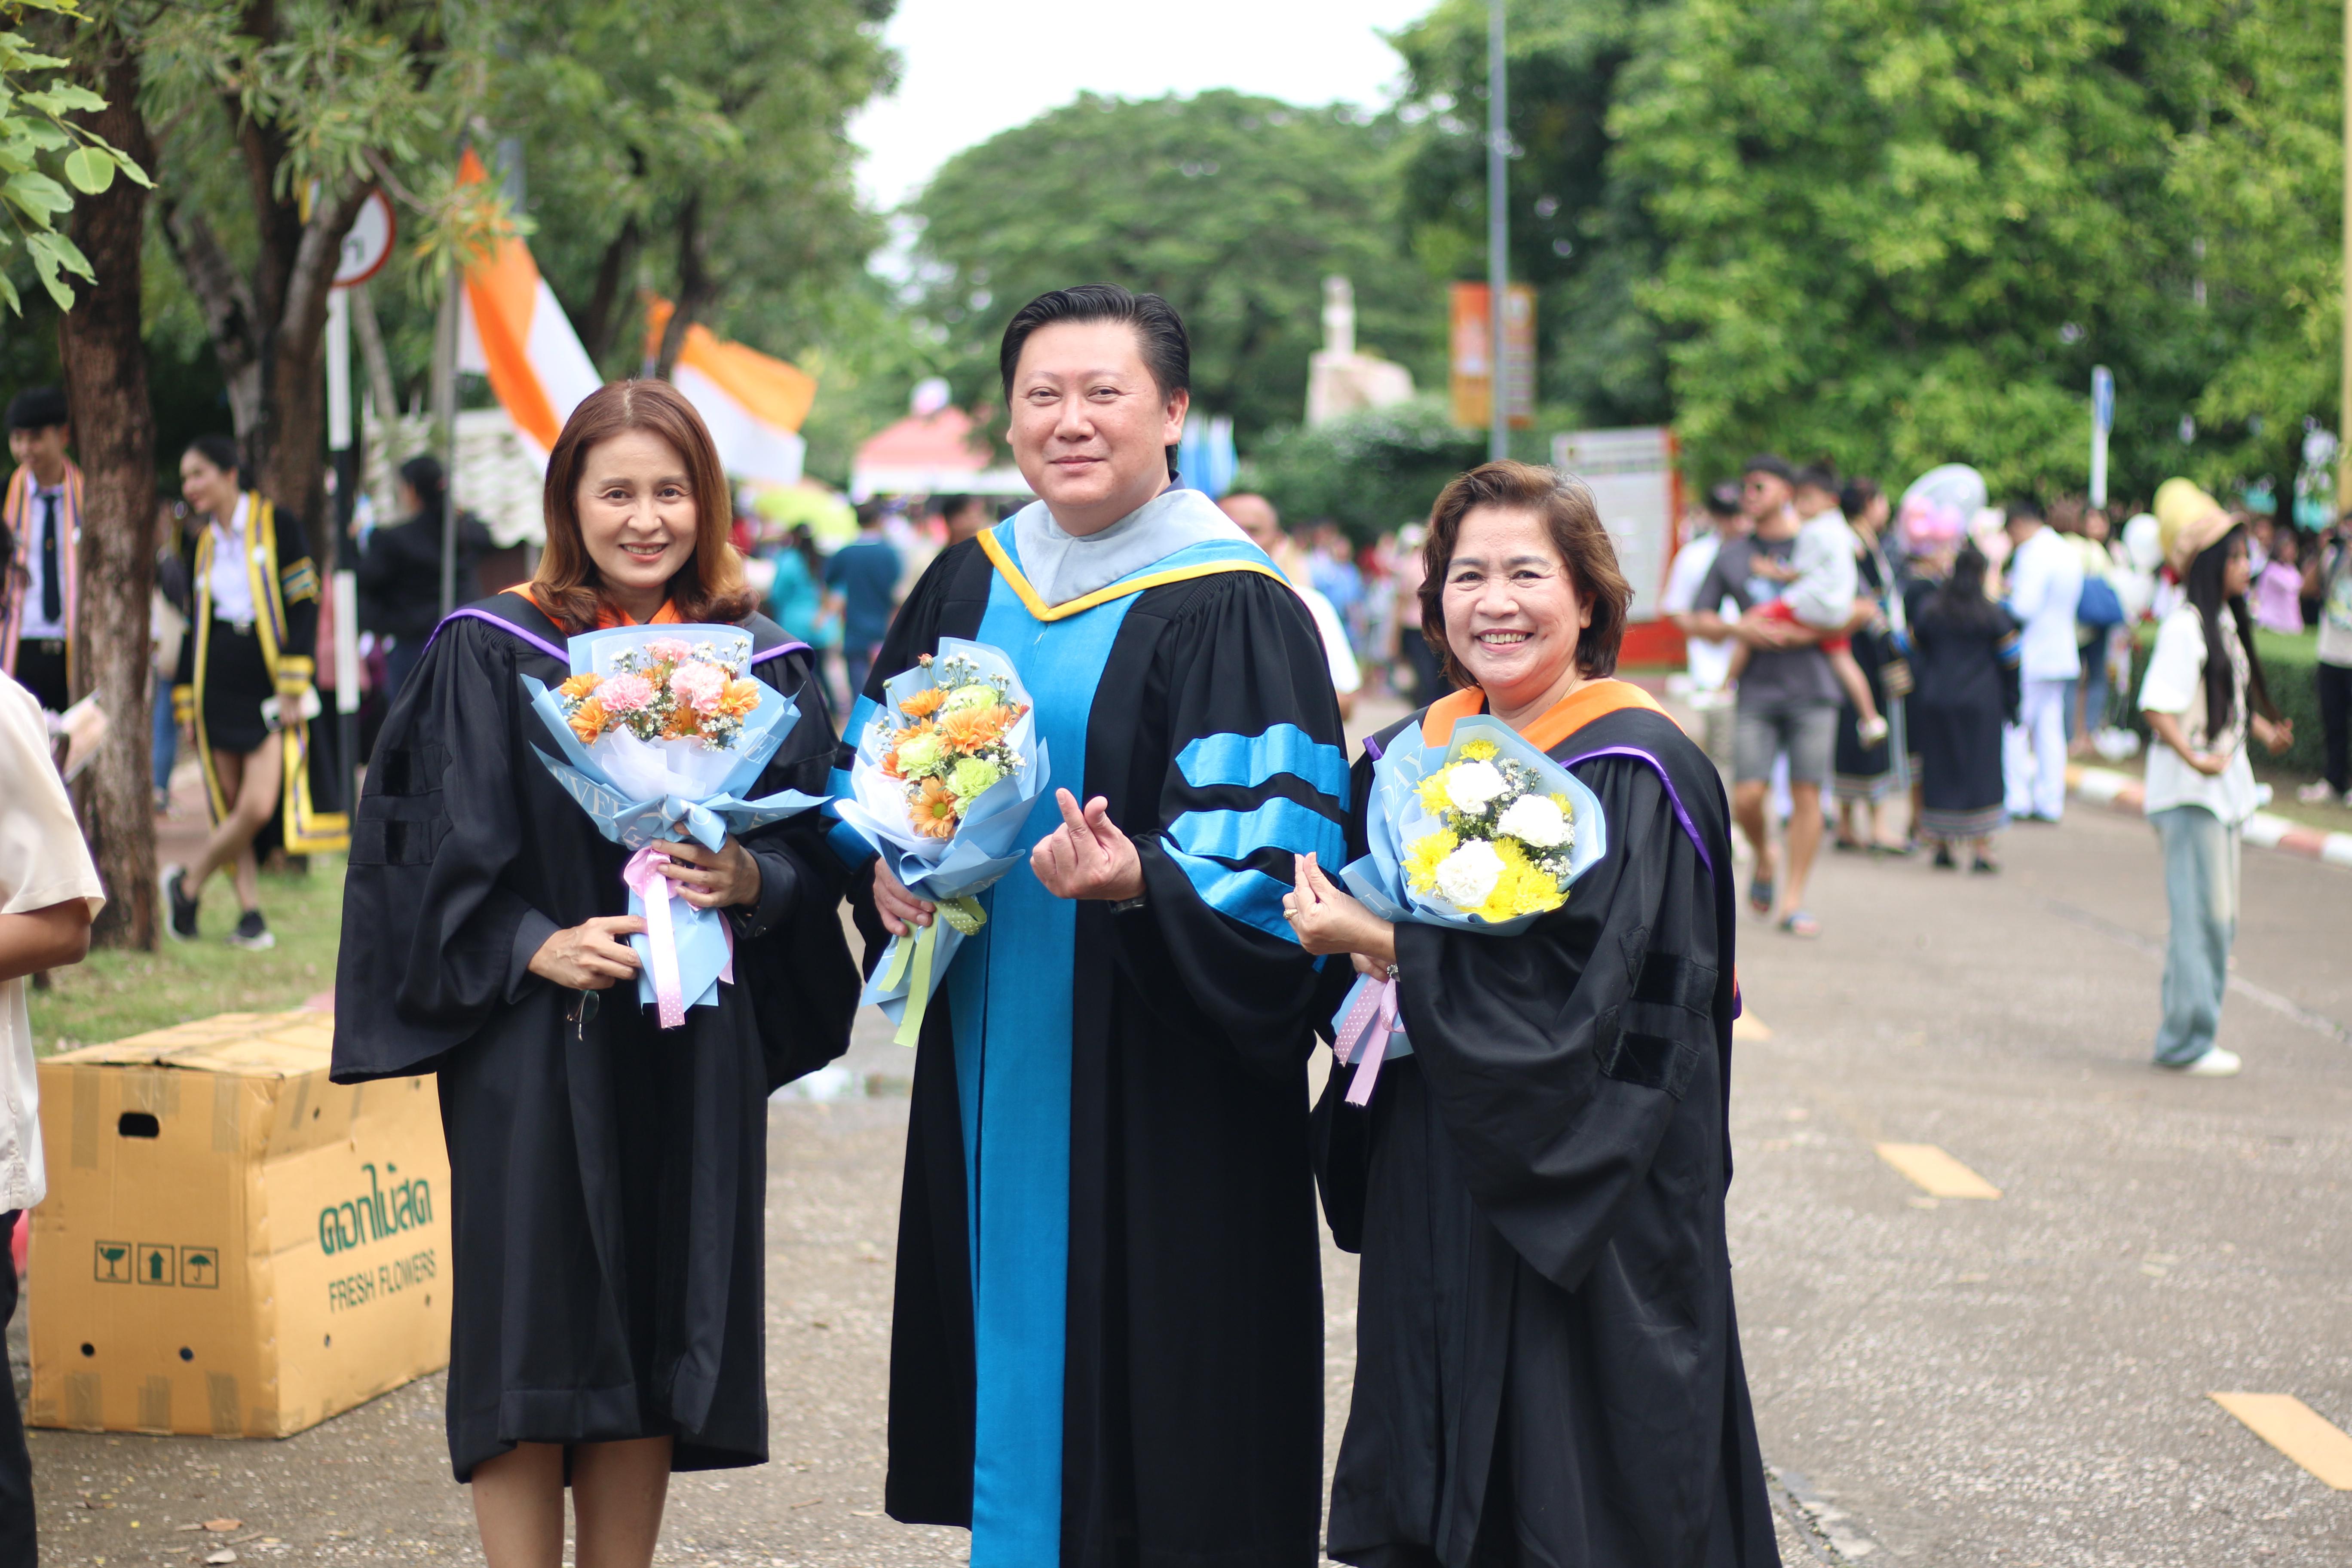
[1661,532,1735,690]
[2005,525,2083,680]
[16,483,68,639]
[0,675,105,1211]
[1290,577,1361,697]
[205,493,259,626]
[2137,603,2259,824]
[1783,509,1861,630]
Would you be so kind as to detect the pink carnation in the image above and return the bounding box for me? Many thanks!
[598,673,656,714]
[646,637,695,663]
[669,661,726,715]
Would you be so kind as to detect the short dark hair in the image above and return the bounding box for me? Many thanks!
[185,433,243,485]
[1704,482,1742,518]
[1792,463,1839,494]
[1743,453,1793,482]
[1839,476,1882,519]
[999,284,1190,479]
[398,453,445,517]
[934,493,976,518]
[1419,460,1632,686]
[2006,497,2045,527]
[855,499,887,529]
[6,386,66,432]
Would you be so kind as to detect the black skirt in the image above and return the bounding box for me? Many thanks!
[202,620,276,753]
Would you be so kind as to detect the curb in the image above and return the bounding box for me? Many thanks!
[2066,766,2352,870]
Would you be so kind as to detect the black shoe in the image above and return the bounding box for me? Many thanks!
[1932,843,1957,870]
[226,909,275,951]
[162,866,199,941]
[1971,854,2000,875]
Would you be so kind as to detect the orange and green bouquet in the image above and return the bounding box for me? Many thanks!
[871,652,1032,839]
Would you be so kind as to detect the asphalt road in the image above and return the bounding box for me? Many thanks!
[25,759,2349,1566]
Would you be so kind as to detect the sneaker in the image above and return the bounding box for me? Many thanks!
[2160,1048,2242,1078]
[161,866,199,942]
[226,909,276,951]
[2297,781,2342,806]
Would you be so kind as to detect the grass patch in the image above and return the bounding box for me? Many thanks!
[29,856,347,1055]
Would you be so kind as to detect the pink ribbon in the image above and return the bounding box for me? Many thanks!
[1334,975,1400,1106]
[622,843,688,1029]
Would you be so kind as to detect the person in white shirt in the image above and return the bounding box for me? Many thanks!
[1219,491,1362,721]
[0,387,81,714]
[1999,499,2082,821]
[0,668,104,1561]
[2137,480,2292,1077]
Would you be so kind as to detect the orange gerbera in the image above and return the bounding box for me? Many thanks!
[913,777,960,838]
[939,704,1011,750]
[568,697,609,744]
[717,678,762,718]
[558,671,603,700]
[899,686,946,720]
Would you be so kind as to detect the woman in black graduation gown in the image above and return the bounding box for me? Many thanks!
[332,381,858,1568]
[1285,461,1780,1568]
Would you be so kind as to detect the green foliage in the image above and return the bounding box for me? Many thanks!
[1608,0,2338,501]
[909,90,1442,442]
[0,0,146,312]
[1235,395,1485,541]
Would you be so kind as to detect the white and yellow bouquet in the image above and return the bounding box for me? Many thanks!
[1329,715,1607,1102]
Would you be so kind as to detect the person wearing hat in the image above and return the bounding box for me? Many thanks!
[2135,480,2293,1077]
[0,387,81,714]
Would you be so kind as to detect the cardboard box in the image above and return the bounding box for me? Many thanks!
[27,1011,450,1438]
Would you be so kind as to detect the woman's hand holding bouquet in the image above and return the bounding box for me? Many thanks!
[832,640,1050,1044]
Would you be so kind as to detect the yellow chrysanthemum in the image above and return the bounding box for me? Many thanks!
[1474,837,1567,922]
[1403,827,1459,894]
[1550,792,1575,816]
[1417,766,1456,815]
[1458,739,1499,762]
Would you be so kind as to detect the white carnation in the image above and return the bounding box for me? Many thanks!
[1445,759,1508,813]
[1433,839,1505,910]
[1496,793,1571,850]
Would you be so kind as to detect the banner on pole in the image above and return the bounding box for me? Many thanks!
[1449,282,1536,431]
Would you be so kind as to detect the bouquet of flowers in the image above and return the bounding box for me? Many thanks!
[1329,715,1608,1102]
[831,640,1049,1044]
[522,625,828,1028]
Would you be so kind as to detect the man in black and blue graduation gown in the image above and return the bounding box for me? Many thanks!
[848,286,1346,1568]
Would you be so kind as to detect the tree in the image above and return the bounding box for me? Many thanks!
[57,11,157,946]
[1236,396,1485,541]
[1607,0,2334,499]
[910,90,1442,445]
[138,0,505,551]
[492,0,895,379]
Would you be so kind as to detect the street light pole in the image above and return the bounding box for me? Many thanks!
[1488,0,1509,464]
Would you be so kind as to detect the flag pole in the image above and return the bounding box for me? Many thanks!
[1488,0,1509,464]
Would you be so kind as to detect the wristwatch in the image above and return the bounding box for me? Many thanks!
[1109,890,1148,914]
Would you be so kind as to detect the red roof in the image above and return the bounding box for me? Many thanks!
[854,407,991,472]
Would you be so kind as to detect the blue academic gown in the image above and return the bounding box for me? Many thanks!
[841,523,1348,1568]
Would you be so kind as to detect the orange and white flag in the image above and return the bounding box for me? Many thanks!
[644,298,816,486]
[455,149,602,465]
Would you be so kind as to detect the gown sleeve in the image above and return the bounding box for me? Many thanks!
[272,508,320,681]
[738,644,862,1090]
[332,616,547,1081]
[1119,572,1350,1080]
[1387,756,1723,1292]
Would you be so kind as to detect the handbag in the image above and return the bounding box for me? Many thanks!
[2076,574,2126,630]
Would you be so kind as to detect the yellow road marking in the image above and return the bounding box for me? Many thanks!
[1875,1143,2002,1199]
[2210,1394,2352,1489]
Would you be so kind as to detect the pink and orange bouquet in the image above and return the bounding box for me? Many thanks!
[870,652,1030,841]
[550,637,765,754]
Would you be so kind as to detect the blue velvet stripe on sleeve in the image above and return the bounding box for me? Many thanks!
[1162,851,1295,938]
[1167,798,1345,867]
[1176,724,1350,804]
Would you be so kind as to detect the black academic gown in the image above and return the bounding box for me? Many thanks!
[331,593,859,1480]
[1315,701,1779,1568]
[857,536,1344,1568]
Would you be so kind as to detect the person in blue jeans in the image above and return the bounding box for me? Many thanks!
[825,502,901,704]
[2137,485,2293,1077]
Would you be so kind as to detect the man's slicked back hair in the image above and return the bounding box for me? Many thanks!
[999,285,1191,478]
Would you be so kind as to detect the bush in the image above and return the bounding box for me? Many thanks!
[1234,396,1485,543]
[2123,622,2325,780]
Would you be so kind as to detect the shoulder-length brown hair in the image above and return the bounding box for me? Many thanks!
[1419,460,1632,687]
[531,379,753,634]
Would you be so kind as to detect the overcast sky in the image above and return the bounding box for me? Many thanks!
[849,0,1435,212]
